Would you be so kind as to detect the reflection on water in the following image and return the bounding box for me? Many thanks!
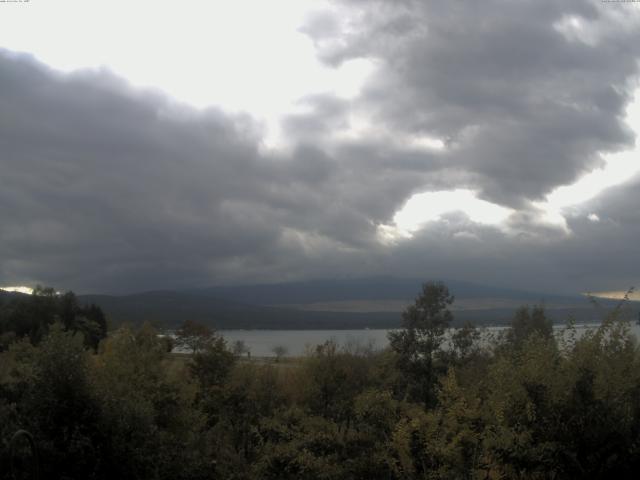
[219,323,640,357]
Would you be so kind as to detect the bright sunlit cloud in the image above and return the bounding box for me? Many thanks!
[0,0,374,149]
[382,86,640,242]
[378,189,514,243]
[532,87,640,230]
[4,0,640,255]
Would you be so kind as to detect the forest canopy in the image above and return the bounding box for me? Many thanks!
[1,282,639,479]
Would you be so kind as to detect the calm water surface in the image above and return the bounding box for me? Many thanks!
[219,323,640,357]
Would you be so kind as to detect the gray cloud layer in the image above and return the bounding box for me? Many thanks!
[0,50,386,292]
[302,0,640,206]
[2,0,640,294]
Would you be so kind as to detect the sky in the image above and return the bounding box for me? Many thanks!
[1,0,640,295]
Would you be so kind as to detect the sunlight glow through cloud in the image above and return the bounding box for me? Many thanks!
[378,189,514,243]
[0,286,34,295]
[382,86,640,244]
[4,0,640,250]
[532,88,640,230]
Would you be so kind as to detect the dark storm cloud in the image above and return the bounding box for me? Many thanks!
[0,50,351,291]
[559,174,640,290]
[377,190,640,295]
[0,50,404,292]
[293,0,640,293]
[302,0,640,207]
[2,0,640,295]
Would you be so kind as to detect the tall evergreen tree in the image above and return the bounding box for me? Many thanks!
[388,281,454,408]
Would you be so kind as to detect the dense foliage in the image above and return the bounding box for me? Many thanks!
[0,287,107,350]
[1,283,640,479]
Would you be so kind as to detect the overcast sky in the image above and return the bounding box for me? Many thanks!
[2,0,640,295]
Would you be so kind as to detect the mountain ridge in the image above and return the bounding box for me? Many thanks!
[75,277,630,329]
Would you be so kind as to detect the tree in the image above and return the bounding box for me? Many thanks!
[190,335,236,391]
[388,281,454,408]
[53,291,108,350]
[174,319,213,354]
[93,323,208,479]
[232,339,250,357]
[0,287,107,350]
[451,321,481,362]
[507,305,553,348]
[24,323,100,479]
[301,340,372,423]
[1,285,58,344]
[77,303,108,351]
[271,345,288,362]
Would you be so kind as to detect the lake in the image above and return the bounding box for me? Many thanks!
[219,323,640,357]
[220,329,391,357]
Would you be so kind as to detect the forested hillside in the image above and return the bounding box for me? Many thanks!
[1,282,640,478]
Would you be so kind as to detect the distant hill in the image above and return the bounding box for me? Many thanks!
[194,276,580,305]
[78,290,402,330]
[77,277,637,330]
